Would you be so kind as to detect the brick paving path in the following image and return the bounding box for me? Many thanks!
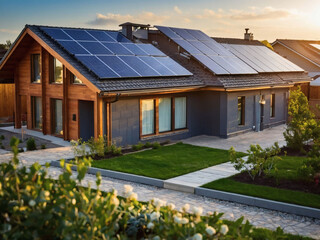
[0,147,319,239]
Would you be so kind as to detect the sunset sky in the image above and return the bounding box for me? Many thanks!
[1,0,320,43]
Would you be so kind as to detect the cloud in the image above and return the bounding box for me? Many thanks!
[0,29,18,34]
[88,12,169,26]
[174,6,182,14]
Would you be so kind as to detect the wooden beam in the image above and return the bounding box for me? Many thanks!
[41,47,47,135]
[94,93,103,139]
[62,66,69,140]
[13,68,21,129]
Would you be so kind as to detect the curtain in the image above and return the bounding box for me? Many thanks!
[142,99,155,135]
[159,98,171,132]
[175,97,186,129]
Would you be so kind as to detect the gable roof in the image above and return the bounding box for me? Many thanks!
[272,39,320,68]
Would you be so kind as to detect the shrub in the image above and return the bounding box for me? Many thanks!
[88,136,106,157]
[9,136,19,147]
[0,143,296,239]
[111,144,122,156]
[26,138,37,151]
[144,142,153,148]
[152,142,161,149]
[41,144,46,149]
[132,142,144,151]
[71,138,88,157]
[229,143,282,181]
[283,87,317,153]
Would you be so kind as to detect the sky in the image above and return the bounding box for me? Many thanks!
[0,0,320,43]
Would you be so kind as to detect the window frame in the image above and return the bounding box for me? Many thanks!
[270,93,275,118]
[49,56,63,84]
[30,54,41,83]
[51,98,63,136]
[237,96,245,126]
[140,96,187,138]
[70,73,84,85]
[31,96,42,130]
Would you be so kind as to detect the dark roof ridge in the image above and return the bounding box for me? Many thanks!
[25,24,121,33]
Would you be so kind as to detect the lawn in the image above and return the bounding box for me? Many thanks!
[202,155,320,209]
[91,142,245,180]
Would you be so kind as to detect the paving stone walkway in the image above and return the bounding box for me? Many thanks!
[183,124,287,152]
[0,147,319,239]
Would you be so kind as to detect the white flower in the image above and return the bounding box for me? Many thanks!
[153,198,166,209]
[167,203,175,210]
[220,224,229,235]
[152,236,160,240]
[128,192,138,201]
[192,206,203,216]
[110,195,119,206]
[72,199,76,205]
[229,213,234,219]
[150,211,160,221]
[124,185,133,194]
[182,203,190,211]
[28,200,36,207]
[207,211,213,216]
[174,215,182,224]
[147,222,155,229]
[193,233,203,240]
[112,189,118,196]
[181,217,189,224]
[205,226,216,236]
[44,191,50,197]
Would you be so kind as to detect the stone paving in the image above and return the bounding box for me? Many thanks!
[183,124,286,152]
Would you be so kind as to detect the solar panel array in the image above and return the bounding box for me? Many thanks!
[222,44,304,73]
[156,26,257,75]
[40,27,192,79]
[156,26,303,75]
[310,43,320,51]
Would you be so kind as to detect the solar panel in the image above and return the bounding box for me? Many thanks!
[63,29,96,41]
[122,43,148,55]
[105,31,132,43]
[171,28,198,40]
[101,42,133,55]
[119,56,160,76]
[192,55,229,75]
[139,56,176,76]
[98,56,140,77]
[79,41,113,55]
[202,41,231,56]
[76,56,119,78]
[86,30,116,42]
[188,41,218,56]
[174,39,202,55]
[135,44,166,56]
[153,57,193,76]
[57,40,89,55]
[156,26,182,39]
[42,28,72,40]
[187,29,212,41]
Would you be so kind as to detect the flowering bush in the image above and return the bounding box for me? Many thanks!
[0,140,302,239]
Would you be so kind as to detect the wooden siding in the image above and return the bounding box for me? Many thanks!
[0,84,15,118]
[14,38,98,140]
[310,86,320,100]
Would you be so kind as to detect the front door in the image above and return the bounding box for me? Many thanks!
[79,100,94,141]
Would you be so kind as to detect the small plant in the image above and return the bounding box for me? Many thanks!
[132,142,144,151]
[111,144,122,156]
[26,137,37,151]
[71,138,88,157]
[144,142,153,148]
[41,144,46,149]
[10,136,19,147]
[152,142,161,149]
[0,135,5,140]
[229,142,282,181]
[88,136,106,157]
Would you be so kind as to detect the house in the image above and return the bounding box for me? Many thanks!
[272,39,320,116]
[0,24,310,146]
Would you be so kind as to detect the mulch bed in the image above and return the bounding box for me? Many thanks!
[280,145,312,157]
[232,172,320,195]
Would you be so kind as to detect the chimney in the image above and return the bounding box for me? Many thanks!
[244,28,254,41]
[119,22,150,40]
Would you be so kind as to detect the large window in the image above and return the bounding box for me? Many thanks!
[52,99,63,135]
[31,96,42,130]
[238,96,245,125]
[50,57,63,84]
[31,54,41,83]
[270,94,275,118]
[141,96,187,136]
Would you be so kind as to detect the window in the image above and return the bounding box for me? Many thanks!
[52,99,63,135]
[238,96,245,125]
[270,94,275,118]
[175,97,187,129]
[31,96,42,130]
[50,57,63,84]
[31,54,41,83]
[141,99,155,135]
[141,96,187,136]
[71,74,83,84]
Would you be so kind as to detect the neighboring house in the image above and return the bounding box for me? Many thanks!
[272,39,320,116]
[0,24,311,145]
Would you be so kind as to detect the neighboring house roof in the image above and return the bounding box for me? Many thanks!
[311,76,320,86]
[272,39,320,68]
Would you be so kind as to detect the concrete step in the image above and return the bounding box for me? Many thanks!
[163,181,195,193]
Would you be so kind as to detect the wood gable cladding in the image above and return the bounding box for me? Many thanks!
[13,38,99,141]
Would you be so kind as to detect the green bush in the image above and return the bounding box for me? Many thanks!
[0,142,300,239]
[88,136,106,157]
[132,142,144,151]
[144,142,153,148]
[229,143,282,181]
[41,144,46,149]
[152,142,161,149]
[9,136,19,147]
[26,138,37,151]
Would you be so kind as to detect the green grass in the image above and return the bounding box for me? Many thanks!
[92,143,245,180]
[203,155,320,209]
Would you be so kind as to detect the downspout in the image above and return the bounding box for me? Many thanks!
[104,93,121,146]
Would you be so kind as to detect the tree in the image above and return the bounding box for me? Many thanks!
[283,87,316,153]
[0,40,12,50]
